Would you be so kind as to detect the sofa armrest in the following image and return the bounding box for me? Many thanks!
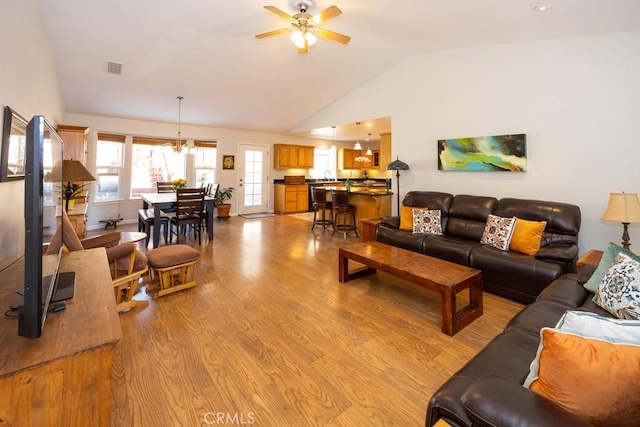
[535,243,579,262]
[461,376,592,427]
[380,216,400,229]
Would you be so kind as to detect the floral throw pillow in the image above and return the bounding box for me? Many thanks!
[480,214,515,250]
[412,209,443,235]
[593,252,640,320]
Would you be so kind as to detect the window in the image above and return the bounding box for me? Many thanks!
[131,137,185,197]
[310,148,336,179]
[193,141,217,188]
[95,133,125,201]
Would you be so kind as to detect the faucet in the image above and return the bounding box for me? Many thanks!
[324,170,332,181]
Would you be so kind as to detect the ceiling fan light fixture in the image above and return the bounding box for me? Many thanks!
[305,31,317,46]
[291,30,306,48]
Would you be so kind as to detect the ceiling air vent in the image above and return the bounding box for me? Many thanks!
[105,61,122,75]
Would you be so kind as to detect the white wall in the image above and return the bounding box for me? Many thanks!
[291,31,640,254]
[0,1,64,264]
[64,112,320,228]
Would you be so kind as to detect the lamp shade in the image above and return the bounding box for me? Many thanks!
[46,160,96,182]
[387,157,410,171]
[601,192,640,224]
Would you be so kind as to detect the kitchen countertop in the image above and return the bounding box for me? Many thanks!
[322,186,393,195]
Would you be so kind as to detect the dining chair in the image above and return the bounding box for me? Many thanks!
[166,187,206,244]
[156,181,175,193]
[137,181,171,245]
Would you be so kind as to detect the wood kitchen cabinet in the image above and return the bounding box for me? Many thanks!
[273,144,315,169]
[379,132,391,170]
[297,145,314,168]
[57,124,89,163]
[274,184,309,213]
[338,148,374,170]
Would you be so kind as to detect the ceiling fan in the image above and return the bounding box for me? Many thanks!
[255,0,351,54]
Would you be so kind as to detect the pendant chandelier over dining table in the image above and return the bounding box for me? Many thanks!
[165,96,187,154]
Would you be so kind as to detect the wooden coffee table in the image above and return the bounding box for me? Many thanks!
[338,241,483,336]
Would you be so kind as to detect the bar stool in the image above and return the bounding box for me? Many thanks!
[311,187,334,231]
[332,190,358,239]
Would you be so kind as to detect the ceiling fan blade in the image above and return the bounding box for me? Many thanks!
[315,28,351,44]
[255,28,289,39]
[264,6,293,21]
[312,6,342,24]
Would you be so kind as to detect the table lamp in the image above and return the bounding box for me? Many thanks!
[387,157,410,215]
[46,160,97,211]
[600,192,640,250]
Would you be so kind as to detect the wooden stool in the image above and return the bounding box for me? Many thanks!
[311,187,334,231]
[332,190,358,239]
[146,245,200,298]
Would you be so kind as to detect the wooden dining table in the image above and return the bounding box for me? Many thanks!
[140,192,216,248]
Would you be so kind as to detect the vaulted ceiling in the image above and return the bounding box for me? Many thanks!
[41,0,640,140]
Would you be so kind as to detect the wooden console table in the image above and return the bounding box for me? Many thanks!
[576,249,604,267]
[0,248,122,425]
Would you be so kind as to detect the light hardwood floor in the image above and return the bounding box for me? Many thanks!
[107,213,523,426]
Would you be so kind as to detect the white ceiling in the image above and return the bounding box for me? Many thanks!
[41,0,640,141]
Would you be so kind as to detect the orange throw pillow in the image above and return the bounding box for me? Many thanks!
[400,206,427,231]
[509,217,546,255]
[529,329,640,426]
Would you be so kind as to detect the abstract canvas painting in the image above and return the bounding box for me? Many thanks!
[438,134,527,172]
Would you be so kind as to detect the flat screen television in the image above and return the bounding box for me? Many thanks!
[17,115,68,338]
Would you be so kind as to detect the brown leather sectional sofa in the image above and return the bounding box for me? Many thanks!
[376,191,582,304]
[426,267,603,426]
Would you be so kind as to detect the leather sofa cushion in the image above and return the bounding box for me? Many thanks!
[376,225,427,253]
[445,195,497,242]
[470,245,563,298]
[422,235,481,266]
[494,198,581,247]
[506,300,579,336]
[535,273,590,305]
[401,191,453,230]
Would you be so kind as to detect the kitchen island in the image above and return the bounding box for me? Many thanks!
[322,185,392,232]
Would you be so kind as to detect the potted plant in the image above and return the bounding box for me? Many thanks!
[62,182,87,210]
[214,187,234,219]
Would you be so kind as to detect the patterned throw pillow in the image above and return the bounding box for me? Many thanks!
[593,252,640,320]
[480,214,515,250]
[412,209,443,235]
[583,242,640,293]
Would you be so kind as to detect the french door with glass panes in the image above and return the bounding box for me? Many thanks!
[237,144,269,215]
